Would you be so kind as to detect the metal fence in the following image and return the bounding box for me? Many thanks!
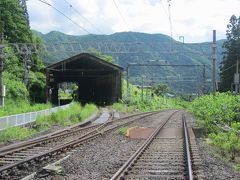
[0,104,71,130]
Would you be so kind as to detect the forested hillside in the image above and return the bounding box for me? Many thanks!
[0,0,45,103]
[35,30,224,94]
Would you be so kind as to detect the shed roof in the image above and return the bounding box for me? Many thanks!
[47,53,123,72]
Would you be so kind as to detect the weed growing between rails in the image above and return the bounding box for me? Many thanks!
[188,92,240,168]
[117,127,128,136]
[0,103,98,144]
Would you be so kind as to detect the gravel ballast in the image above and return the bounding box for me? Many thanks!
[34,110,240,180]
[196,138,240,179]
[37,110,181,179]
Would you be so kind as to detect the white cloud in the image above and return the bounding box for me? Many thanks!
[27,0,240,42]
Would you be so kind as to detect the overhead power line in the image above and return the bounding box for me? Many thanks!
[62,0,104,34]
[37,0,92,34]
[112,0,131,31]
[220,64,236,73]
[112,0,162,60]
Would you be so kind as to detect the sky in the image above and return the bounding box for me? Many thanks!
[27,0,240,43]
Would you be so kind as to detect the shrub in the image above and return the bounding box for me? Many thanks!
[0,127,36,143]
[188,92,240,162]
[36,102,97,128]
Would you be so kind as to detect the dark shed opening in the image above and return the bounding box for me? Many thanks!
[46,53,123,105]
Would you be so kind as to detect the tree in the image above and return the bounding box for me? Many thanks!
[0,0,46,102]
[87,47,115,63]
[0,0,32,43]
[220,15,240,92]
[153,83,169,96]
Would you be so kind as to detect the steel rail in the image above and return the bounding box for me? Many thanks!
[0,111,161,177]
[183,114,194,180]
[0,124,101,155]
[110,110,179,180]
[0,110,105,154]
[0,111,153,156]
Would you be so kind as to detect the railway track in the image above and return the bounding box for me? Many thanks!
[0,111,160,179]
[111,111,204,180]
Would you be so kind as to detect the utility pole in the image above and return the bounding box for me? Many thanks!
[126,65,130,100]
[179,36,185,44]
[23,53,31,101]
[202,64,206,94]
[168,0,173,51]
[234,58,239,94]
[141,76,144,101]
[212,30,217,96]
[0,33,5,107]
[146,81,148,100]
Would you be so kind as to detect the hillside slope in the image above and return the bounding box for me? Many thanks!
[35,31,224,94]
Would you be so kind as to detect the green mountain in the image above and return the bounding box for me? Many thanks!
[34,31,225,94]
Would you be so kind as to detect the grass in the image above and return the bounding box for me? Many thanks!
[112,79,187,113]
[36,103,97,128]
[0,126,36,143]
[117,127,128,136]
[0,102,98,144]
[112,96,185,113]
[0,99,52,117]
[112,103,135,113]
[80,104,98,119]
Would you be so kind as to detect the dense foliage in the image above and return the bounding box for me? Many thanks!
[188,93,240,161]
[220,15,240,91]
[0,0,45,102]
[153,83,169,96]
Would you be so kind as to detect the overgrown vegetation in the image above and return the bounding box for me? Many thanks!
[117,127,128,136]
[112,80,186,113]
[0,100,51,117]
[36,103,97,128]
[0,0,46,103]
[0,103,97,143]
[188,92,240,163]
[0,126,36,143]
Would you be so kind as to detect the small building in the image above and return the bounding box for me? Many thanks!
[46,53,123,105]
